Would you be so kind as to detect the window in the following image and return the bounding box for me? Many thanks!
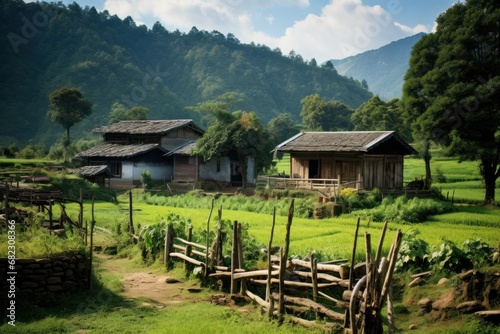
[109,161,122,177]
[216,159,221,172]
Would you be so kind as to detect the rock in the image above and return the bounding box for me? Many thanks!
[459,269,476,280]
[475,310,500,324]
[437,278,449,286]
[409,277,423,287]
[165,277,181,284]
[65,269,74,277]
[48,285,64,292]
[47,277,62,284]
[409,324,417,330]
[418,298,432,309]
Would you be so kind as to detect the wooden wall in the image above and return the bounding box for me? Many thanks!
[289,153,404,190]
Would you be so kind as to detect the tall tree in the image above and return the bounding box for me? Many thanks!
[266,113,301,146]
[109,102,149,124]
[300,94,353,131]
[403,0,500,202]
[352,96,412,141]
[191,92,273,188]
[47,87,92,162]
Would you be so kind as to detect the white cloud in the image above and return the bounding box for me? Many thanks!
[103,0,429,62]
[272,0,426,61]
[394,22,428,35]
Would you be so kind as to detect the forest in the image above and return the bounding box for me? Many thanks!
[0,0,372,147]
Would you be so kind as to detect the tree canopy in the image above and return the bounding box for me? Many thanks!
[109,102,149,124]
[300,94,354,131]
[352,96,411,141]
[402,0,500,202]
[191,93,273,188]
[47,87,92,161]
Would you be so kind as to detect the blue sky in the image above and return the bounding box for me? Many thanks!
[42,0,460,62]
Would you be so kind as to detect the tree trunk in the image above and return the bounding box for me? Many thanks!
[64,127,71,163]
[423,141,432,190]
[481,157,499,204]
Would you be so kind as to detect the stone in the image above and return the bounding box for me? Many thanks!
[418,298,432,309]
[25,263,41,269]
[53,266,63,272]
[36,258,51,264]
[65,269,74,277]
[409,324,417,330]
[21,282,39,289]
[437,278,449,286]
[48,285,64,292]
[47,277,62,284]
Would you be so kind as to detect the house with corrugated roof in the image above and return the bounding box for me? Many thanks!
[273,131,416,190]
[75,120,255,188]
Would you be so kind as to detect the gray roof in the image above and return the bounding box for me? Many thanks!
[75,143,167,158]
[92,120,204,135]
[164,141,197,156]
[275,131,416,154]
[79,165,114,177]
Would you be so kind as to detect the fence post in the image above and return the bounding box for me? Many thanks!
[164,224,173,267]
[185,225,193,271]
[230,220,238,295]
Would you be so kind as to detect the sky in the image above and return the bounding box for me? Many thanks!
[38,0,461,62]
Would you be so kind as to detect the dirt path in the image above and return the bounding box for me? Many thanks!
[97,255,209,308]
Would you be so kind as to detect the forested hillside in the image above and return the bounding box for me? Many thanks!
[0,0,372,146]
[331,33,424,100]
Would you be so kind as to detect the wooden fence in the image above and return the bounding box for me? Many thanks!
[163,200,402,333]
[257,176,364,199]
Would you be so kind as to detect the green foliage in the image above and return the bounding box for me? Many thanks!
[461,238,494,268]
[108,102,149,124]
[1,1,371,147]
[396,229,430,272]
[266,113,300,146]
[140,169,153,190]
[402,0,500,203]
[337,188,382,213]
[138,213,190,262]
[366,196,455,223]
[351,96,412,141]
[300,94,354,131]
[429,239,470,273]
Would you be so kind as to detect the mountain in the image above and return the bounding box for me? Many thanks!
[330,33,425,100]
[0,0,372,147]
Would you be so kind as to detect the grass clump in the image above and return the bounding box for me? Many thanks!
[365,196,455,224]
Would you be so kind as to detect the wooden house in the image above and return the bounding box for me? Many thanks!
[274,131,416,190]
[78,165,114,187]
[75,120,255,188]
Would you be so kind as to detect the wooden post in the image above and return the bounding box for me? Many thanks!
[79,188,83,229]
[279,199,295,320]
[238,223,247,295]
[185,225,193,271]
[310,253,318,320]
[164,224,173,266]
[49,197,53,234]
[387,283,395,334]
[230,220,238,295]
[128,191,135,235]
[3,183,9,222]
[266,207,277,305]
[88,196,96,289]
[345,217,361,329]
[266,208,277,317]
[204,199,214,278]
[278,247,285,322]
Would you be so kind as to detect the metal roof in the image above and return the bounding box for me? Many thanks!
[92,120,204,135]
[75,143,167,158]
[275,131,416,154]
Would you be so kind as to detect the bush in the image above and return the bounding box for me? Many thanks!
[366,196,455,223]
[140,169,153,190]
[396,229,430,272]
[429,239,471,272]
[461,238,493,267]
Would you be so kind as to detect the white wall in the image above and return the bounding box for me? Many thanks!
[199,157,231,182]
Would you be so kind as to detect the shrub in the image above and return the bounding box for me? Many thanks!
[461,238,493,267]
[366,196,455,223]
[429,239,471,272]
[396,229,430,272]
[140,169,153,190]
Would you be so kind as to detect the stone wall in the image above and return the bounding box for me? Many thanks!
[0,254,89,298]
